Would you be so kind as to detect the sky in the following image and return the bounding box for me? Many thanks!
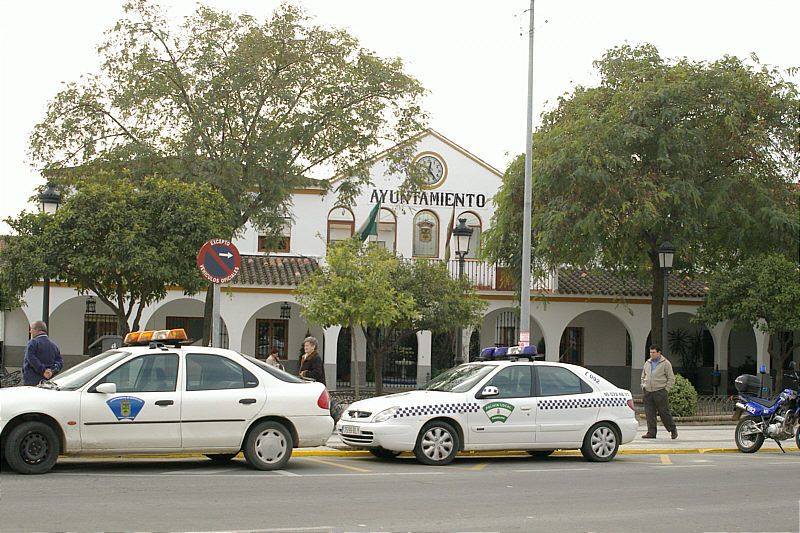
[1,0,798,234]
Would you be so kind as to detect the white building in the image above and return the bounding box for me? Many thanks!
[1,131,792,393]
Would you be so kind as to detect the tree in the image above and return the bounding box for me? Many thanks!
[361,258,487,395]
[483,44,799,348]
[695,253,800,389]
[29,0,428,342]
[296,239,415,399]
[29,0,428,234]
[1,177,232,335]
[296,239,486,396]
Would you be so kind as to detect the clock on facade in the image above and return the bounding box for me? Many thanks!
[416,153,446,187]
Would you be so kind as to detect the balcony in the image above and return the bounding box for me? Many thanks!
[413,259,556,292]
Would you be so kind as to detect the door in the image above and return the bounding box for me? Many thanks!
[181,353,266,448]
[81,353,181,450]
[468,365,537,448]
[534,365,599,444]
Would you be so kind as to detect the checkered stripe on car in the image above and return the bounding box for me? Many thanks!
[538,397,628,410]
[394,403,480,418]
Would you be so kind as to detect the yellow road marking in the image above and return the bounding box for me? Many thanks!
[660,454,672,465]
[302,457,372,472]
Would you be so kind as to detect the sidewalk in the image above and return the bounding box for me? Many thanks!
[294,424,796,456]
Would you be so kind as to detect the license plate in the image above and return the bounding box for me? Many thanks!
[341,425,361,436]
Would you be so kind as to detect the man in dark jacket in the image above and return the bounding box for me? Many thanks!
[23,320,63,385]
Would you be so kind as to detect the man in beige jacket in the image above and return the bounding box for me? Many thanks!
[640,345,678,439]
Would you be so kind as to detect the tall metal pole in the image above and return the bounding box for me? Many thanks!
[519,0,535,346]
[212,283,221,348]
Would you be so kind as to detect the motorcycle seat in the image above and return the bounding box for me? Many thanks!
[745,396,774,407]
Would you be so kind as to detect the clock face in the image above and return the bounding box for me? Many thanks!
[417,154,445,186]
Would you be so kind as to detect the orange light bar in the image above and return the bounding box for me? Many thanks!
[124,329,188,345]
[123,331,142,344]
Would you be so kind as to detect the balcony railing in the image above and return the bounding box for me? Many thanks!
[410,259,556,292]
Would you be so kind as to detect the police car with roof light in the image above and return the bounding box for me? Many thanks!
[336,346,638,465]
[0,329,333,474]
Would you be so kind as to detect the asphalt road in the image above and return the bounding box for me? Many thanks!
[1,451,799,533]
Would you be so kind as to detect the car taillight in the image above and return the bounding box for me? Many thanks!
[317,389,330,410]
[627,399,635,411]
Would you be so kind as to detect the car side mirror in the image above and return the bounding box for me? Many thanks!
[477,385,499,399]
[95,382,117,394]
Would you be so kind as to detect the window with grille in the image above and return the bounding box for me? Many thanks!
[495,311,518,347]
[84,314,120,354]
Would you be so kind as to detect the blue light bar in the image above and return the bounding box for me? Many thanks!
[479,347,496,358]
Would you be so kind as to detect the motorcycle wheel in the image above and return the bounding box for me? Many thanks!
[735,416,765,453]
[795,424,800,451]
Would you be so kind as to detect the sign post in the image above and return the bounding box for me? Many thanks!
[197,239,241,348]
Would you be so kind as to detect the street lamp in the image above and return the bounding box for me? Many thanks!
[658,240,675,355]
[85,295,96,314]
[38,182,62,327]
[452,218,473,365]
[280,301,291,319]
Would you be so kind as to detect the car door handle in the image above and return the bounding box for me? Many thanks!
[155,400,174,406]
[239,398,257,405]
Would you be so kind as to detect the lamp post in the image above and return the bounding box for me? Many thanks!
[658,241,675,355]
[452,218,473,365]
[38,182,62,328]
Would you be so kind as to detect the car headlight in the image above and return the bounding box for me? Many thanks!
[373,407,399,423]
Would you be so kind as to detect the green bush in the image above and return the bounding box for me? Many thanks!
[668,374,698,417]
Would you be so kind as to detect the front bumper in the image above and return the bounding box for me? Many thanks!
[336,420,418,452]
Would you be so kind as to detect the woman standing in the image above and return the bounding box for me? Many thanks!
[265,348,284,370]
[299,336,326,383]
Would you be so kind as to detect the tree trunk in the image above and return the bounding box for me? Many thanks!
[650,258,665,352]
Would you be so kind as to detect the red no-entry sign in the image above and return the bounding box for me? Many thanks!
[197,239,241,284]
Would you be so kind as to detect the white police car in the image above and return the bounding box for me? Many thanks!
[0,329,333,474]
[337,346,638,465]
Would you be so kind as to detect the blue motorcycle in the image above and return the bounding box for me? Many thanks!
[734,361,799,453]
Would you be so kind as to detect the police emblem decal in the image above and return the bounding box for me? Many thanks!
[106,396,146,421]
[482,401,515,423]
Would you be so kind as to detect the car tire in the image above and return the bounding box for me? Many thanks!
[735,417,765,453]
[414,421,459,466]
[4,421,60,474]
[205,453,238,463]
[580,422,619,462]
[243,421,293,470]
[526,449,555,458]
[795,424,800,451]
[369,447,402,460]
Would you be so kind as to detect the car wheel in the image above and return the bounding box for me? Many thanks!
[205,453,238,463]
[244,421,293,470]
[735,417,765,453]
[414,421,459,466]
[580,422,619,462]
[4,421,60,474]
[369,447,402,460]
[526,449,555,458]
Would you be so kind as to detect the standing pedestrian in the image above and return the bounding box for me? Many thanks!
[265,347,284,370]
[22,320,63,386]
[640,344,678,439]
[299,336,325,383]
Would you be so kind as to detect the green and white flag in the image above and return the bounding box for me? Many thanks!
[355,201,381,241]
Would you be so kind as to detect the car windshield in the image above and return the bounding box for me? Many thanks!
[422,364,496,393]
[242,354,304,383]
[52,350,131,390]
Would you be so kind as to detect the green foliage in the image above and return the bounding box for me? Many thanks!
[668,374,698,417]
[694,253,800,389]
[30,0,428,235]
[1,178,232,334]
[695,253,800,334]
[483,43,799,347]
